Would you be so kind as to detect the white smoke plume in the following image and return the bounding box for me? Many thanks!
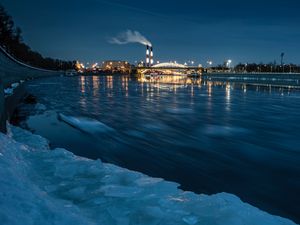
[109,30,152,47]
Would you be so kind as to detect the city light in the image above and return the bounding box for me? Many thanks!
[226,59,232,68]
[207,60,213,66]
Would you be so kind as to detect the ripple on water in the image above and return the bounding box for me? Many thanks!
[125,130,146,139]
[202,125,250,137]
[166,108,194,115]
[143,121,169,131]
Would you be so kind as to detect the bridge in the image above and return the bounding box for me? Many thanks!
[137,66,202,70]
[136,62,203,75]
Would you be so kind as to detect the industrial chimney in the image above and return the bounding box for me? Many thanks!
[150,46,154,66]
[146,45,150,67]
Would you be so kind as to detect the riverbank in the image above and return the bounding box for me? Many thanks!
[0,124,297,225]
[0,45,64,133]
[11,75,300,223]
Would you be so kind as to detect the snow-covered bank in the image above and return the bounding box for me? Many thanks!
[0,126,297,225]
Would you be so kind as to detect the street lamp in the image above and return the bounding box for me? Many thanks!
[226,59,232,69]
[228,59,232,67]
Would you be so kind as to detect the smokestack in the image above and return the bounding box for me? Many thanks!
[150,46,153,66]
[146,45,150,67]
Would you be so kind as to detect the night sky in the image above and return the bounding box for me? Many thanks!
[2,0,300,65]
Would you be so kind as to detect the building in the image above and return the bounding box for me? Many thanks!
[102,60,131,73]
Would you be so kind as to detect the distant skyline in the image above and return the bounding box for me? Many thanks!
[2,0,300,65]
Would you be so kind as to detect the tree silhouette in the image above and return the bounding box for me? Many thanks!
[0,4,75,70]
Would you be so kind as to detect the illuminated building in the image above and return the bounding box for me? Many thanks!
[102,60,131,73]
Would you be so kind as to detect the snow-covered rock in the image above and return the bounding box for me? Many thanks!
[3,82,20,97]
[0,126,297,225]
[4,87,14,96]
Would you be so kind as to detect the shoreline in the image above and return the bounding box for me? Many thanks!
[8,74,300,222]
[0,123,298,225]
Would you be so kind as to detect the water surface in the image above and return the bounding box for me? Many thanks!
[16,75,300,223]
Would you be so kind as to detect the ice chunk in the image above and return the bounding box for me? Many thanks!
[4,87,14,95]
[58,113,114,134]
[100,185,142,198]
[7,124,49,150]
[35,103,47,111]
[11,82,19,88]
[4,82,21,96]
[182,215,198,225]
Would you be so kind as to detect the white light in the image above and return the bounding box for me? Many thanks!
[226,59,232,68]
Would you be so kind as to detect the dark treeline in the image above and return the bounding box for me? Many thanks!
[235,63,300,73]
[0,5,75,71]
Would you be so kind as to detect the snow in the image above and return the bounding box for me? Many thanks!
[0,125,297,225]
[11,82,19,89]
[4,82,20,97]
[4,87,14,96]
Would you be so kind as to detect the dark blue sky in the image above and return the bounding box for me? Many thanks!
[2,0,300,65]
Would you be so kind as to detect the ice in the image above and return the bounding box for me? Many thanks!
[4,82,20,96]
[35,103,47,111]
[0,125,297,225]
[57,113,114,134]
[7,125,49,150]
[4,87,14,95]
[11,82,19,88]
[182,215,198,225]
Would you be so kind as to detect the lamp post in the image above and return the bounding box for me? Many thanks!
[226,59,232,72]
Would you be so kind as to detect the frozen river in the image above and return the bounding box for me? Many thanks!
[15,74,300,223]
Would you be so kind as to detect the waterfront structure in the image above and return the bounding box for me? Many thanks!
[145,45,154,67]
[102,60,131,73]
[138,62,202,76]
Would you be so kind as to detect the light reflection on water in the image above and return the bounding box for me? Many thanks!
[18,74,300,223]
